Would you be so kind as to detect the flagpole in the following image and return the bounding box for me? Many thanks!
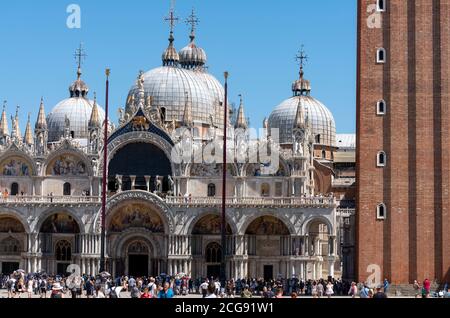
[220,72,229,285]
[100,68,110,273]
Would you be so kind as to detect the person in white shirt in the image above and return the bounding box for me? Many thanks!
[205,282,217,298]
[200,280,209,298]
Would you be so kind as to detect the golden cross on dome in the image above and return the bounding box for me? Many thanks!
[185,8,200,34]
[164,0,179,33]
[296,45,308,70]
[74,43,87,70]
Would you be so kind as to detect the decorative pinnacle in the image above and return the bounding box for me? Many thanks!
[74,43,87,79]
[295,45,308,79]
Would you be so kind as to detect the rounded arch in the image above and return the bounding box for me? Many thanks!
[108,142,172,178]
[0,210,31,233]
[111,229,163,259]
[36,208,84,234]
[0,150,37,177]
[186,212,237,235]
[94,191,174,234]
[0,236,23,255]
[301,216,334,236]
[106,131,178,176]
[242,214,293,235]
[44,146,93,177]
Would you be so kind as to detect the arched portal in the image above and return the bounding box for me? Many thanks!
[39,213,81,275]
[0,216,26,274]
[244,216,291,280]
[107,200,168,277]
[190,214,233,280]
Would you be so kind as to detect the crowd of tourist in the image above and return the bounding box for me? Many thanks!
[1,271,449,299]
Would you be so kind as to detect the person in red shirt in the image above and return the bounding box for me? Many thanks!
[422,279,431,298]
[141,287,153,299]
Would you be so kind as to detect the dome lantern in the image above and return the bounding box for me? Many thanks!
[179,8,207,69]
[162,6,180,66]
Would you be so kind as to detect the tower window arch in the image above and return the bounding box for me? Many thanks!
[377,100,386,115]
[377,48,386,64]
[207,183,216,197]
[322,150,327,159]
[63,182,71,196]
[377,151,387,167]
[377,203,387,220]
[377,0,386,12]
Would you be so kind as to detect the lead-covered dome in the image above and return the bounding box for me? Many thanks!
[47,71,105,142]
[269,67,336,147]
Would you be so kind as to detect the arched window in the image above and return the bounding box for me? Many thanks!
[206,242,222,264]
[10,183,19,196]
[0,237,21,255]
[377,48,386,64]
[207,183,216,197]
[160,107,166,123]
[322,150,327,159]
[261,183,270,197]
[377,151,387,167]
[377,203,387,220]
[63,183,71,196]
[377,100,386,115]
[55,240,72,261]
[377,0,386,12]
[315,134,321,144]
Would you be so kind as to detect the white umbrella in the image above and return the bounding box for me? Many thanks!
[100,271,111,277]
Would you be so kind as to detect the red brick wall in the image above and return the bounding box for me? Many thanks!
[357,0,450,284]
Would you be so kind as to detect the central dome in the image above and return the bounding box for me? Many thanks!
[126,66,216,125]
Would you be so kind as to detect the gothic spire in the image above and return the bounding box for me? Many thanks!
[294,101,306,129]
[11,105,22,141]
[89,92,101,128]
[183,91,193,128]
[0,101,9,136]
[24,113,34,146]
[35,97,48,130]
[235,94,248,129]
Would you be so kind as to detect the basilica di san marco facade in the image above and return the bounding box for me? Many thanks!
[0,16,355,282]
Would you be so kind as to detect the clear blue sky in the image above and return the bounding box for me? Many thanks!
[0,0,356,134]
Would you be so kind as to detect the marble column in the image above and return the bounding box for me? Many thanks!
[130,175,136,190]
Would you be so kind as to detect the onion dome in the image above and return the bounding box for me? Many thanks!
[0,101,9,136]
[35,97,48,131]
[24,113,34,146]
[69,67,89,98]
[180,9,207,69]
[235,94,248,129]
[162,32,180,66]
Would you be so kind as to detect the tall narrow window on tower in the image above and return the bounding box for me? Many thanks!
[377,151,386,167]
[377,99,386,115]
[376,48,386,64]
[376,0,386,12]
[376,203,387,220]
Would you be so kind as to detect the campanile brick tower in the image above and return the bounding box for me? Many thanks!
[356,0,449,285]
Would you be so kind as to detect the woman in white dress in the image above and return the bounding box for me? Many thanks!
[326,281,334,298]
[27,278,34,298]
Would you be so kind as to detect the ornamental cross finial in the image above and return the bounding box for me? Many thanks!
[185,8,200,35]
[74,43,87,71]
[296,45,308,77]
[165,0,179,33]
